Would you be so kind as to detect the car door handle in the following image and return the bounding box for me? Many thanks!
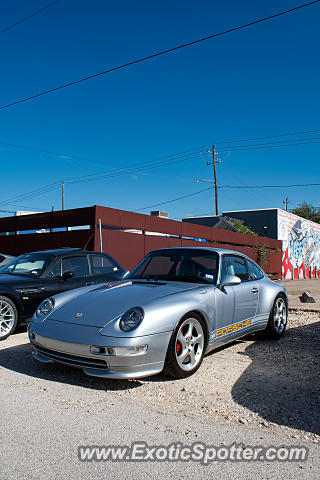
[251,287,258,293]
[87,282,95,285]
[16,287,45,294]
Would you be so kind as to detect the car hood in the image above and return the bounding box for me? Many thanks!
[49,280,200,327]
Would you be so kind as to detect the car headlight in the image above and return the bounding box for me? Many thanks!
[119,307,144,332]
[35,298,55,320]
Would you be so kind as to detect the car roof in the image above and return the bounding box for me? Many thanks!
[150,247,247,256]
[21,248,84,256]
[21,248,118,257]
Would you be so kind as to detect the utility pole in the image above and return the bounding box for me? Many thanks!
[283,197,289,211]
[62,181,65,210]
[207,145,219,216]
[212,145,218,216]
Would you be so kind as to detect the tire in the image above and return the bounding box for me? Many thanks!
[261,294,288,339]
[0,296,18,341]
[163,313,206,378]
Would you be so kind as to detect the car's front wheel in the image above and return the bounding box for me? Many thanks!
[163,313,206,378]
[262,294,288,339]
[0,296,18,341]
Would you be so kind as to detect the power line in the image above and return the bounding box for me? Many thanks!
[0,183,61,207]
[0,139,207,166]
[66,152,204,185]
[220,162,276,205]
[135,183,320,212]
[218,136,320,150]
[48,138,320,185]
[219,183,320,189]
[2,181,320,213]
[217,139,320,152]
[1,138,320,207]
[215,128,320,145]
[1,129,320,207]
[22,137,320,185]
[1,128,319,168]
[0,152,203,207]
[135,187,213,212]
[0,140,208,170]
[1,0,319,110]
[0,140,112,168]
[0,0,62,35]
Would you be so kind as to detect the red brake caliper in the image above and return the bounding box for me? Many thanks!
[176,328,183,354]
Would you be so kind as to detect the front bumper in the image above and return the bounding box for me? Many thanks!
[28,320,172,379]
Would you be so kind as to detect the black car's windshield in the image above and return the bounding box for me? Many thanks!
[128,249,219,284]
[0,253,54,277]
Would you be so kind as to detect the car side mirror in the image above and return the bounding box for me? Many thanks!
[220,275,241,289]
[61,271,74,282]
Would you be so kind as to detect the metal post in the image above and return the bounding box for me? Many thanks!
[50,205,54,233]
[62,181,65,210]
[99,218,103,252]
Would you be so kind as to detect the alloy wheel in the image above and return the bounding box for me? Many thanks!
[0,299,16,338]
[273,297,287,334]
[175,317,204,371]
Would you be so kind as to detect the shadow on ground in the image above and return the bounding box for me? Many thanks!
[232,321,320,435]
[0,331,244,387]
[2,322,319,436]
[0,342,142,391]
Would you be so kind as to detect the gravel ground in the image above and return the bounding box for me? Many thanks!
[110,310,320,443]
[1,311,319,445]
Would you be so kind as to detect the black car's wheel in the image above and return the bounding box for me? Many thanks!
[262,294,288,339]
[0,296,18,341]
[163,313,206,378]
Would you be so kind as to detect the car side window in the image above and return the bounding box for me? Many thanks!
[224,255,249,282]
[62,256,89,277]
[220,257,228,279]
[89,255,117,275]
[247,259,264,280]
[45,259,61,278]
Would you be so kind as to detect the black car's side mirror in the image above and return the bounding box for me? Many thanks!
[220,275,241,290]
[61,271,74,282]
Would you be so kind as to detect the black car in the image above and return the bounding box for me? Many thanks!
[0,248,128,340]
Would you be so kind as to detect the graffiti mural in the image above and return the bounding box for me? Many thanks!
[278,210,320,279]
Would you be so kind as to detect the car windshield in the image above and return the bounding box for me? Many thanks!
[0,253,54,277]
[128,249,219,284]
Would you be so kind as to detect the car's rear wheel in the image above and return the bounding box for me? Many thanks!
[0,296,18,341]
[163,313,206,378]
[262,294,288,339]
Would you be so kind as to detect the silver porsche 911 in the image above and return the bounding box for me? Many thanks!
[28,247,288,379]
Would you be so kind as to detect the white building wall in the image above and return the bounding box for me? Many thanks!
[277,209,320,279]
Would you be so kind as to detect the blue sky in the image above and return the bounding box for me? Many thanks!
[0,0,319,219]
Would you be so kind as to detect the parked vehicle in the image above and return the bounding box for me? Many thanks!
[0,248,128,340]
[0,253,15,268]
[29,247,288,379]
